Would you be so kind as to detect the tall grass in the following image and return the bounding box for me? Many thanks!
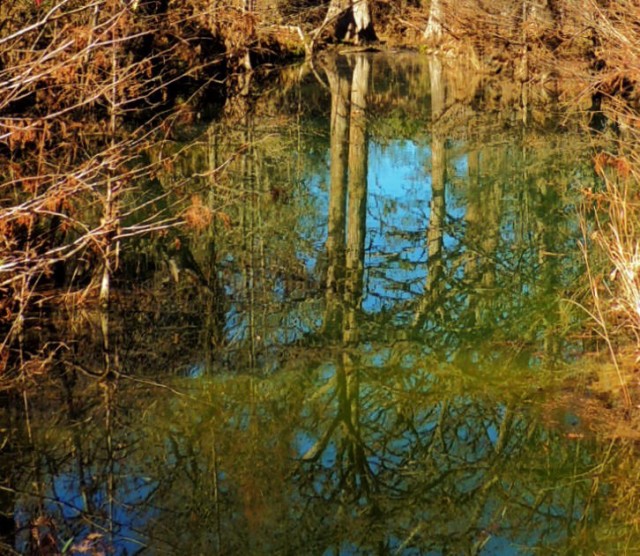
[581,162,639,409]
[573,0,640,408]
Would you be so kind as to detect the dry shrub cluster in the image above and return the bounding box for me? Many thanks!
[0,0,318,387]
[576,2,640,405]
[0,0,233,386]
[581,142,640,407]
[410,0,640,114]
[588,0,640,120]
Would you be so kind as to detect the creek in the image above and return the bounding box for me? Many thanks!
[2,52,637,555]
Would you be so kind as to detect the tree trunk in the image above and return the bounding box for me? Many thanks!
[352,0,375,42]
[323,0,377,44]
[424,0,443,43]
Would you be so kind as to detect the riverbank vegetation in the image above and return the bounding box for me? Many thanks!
[2,0,640,397]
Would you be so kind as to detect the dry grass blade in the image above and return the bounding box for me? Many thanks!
[580,152,640,409]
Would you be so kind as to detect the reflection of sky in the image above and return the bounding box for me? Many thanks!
[301,138,464,315]
[16,468,157,555]
[365,140,431,312]
[224,121,582,356]
[223,137,448,346]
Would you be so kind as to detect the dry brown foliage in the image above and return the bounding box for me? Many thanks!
[0,0,232,386]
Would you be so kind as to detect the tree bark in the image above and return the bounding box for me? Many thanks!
[424,0,443,43]
[323,0,377,44]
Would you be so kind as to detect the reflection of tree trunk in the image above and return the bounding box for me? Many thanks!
[477,170,501,327]
[464,150,481,327]
[465,148,503,327]
[481,179,500,292]
[313,56,373,497]
[465,150,480,280]
[100,309,119,380]
[305,354,373,494]
[344,55,370,345]
[324,59,351,336]
[321,55,370,342]
[415,56,446,327]
[340,56,371,492]
[426,138,445,297]
[204,127,227,362]
[225,71,253,115]
[243,113,259,368]
[202,231,226,366]
[338,352,372,494]
[537,165,561,364]
[104,380,116,546]
[429,55,444,119]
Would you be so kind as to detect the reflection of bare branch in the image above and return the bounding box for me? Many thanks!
[302,415,341,461]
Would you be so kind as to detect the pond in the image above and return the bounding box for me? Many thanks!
[2,52,638,554]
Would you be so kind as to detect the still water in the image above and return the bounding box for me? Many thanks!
[2,53,637,554]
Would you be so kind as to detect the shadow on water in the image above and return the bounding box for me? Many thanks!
[3,52,640,554]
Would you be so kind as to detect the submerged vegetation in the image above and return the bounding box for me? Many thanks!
[2,0,640,554]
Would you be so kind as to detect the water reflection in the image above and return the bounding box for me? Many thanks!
[1,52,637,554]
[1,358,631,554]
[415,55,446,327]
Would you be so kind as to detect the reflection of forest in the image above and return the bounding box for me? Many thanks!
[2,351,639,554]
[3,53,634,554]
[94,51,590,379]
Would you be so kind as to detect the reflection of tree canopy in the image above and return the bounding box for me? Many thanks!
[3,349,638,554]
[87,51,594,381]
